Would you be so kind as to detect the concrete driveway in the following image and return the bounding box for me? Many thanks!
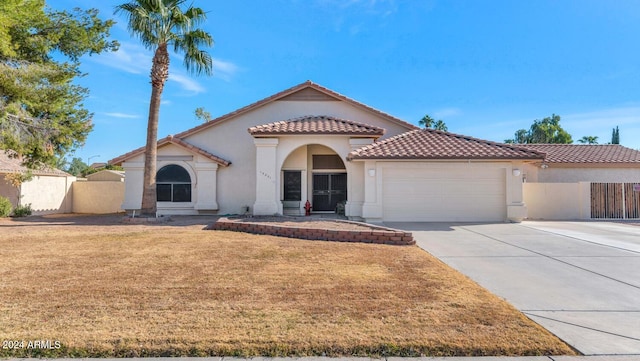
[385,221,640,356]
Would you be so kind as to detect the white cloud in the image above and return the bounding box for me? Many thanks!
[212,58,240,81]
[103,112,140,119]
[563,106,640,128]
[562,106,640,148]
[91,42,152,74]
[168,73,206,94]
[313,0,398,33]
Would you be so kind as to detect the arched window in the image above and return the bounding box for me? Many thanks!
[156,165,191,202]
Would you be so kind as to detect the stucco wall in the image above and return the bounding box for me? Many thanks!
[121,145,222,215]
[20,175,74,215]
[524,164,640,183]
[184,100,412,215]
[524,182,590,220]
[72,181,125,214]
[121,97,415,216]
[0,177,19,208]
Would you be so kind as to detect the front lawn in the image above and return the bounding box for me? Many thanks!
[0,215,576,357]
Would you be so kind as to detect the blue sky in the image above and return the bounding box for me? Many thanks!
[53,0,640,165]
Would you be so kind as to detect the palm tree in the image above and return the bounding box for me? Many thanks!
[419,114,434,129]
[115,0,213,216]
[433,119,448,132]
[578,136,599,144]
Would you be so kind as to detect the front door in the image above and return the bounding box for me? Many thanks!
[312,173,347,211]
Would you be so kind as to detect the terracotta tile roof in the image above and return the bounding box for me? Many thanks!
[111,81,418,164]
[0,151,71,177]
[109,136,231,166]
[173,80,418,139]
[520,144,640,164]
[248,115,385,137]
[348,129,546,160]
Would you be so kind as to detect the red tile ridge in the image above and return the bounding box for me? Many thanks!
[248,115,386,136]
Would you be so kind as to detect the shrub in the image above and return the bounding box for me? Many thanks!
[12,203,32,217]
[0,196,12,217]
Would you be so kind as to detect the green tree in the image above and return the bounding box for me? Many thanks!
[0,0,118,168]
[611,126,620,144]
[433,119,448,131]
[505,114,573,144]
[115,0,213,216]
[66,157,89,177]
[577,136,599,144]
[195,107,212,122]
[419,114,434,128]
[419,114,448,131]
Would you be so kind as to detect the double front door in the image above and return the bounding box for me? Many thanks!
[312,173,347,212]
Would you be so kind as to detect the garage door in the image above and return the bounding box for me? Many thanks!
[382,167,506,222]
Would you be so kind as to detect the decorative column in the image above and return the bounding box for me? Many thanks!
[361,160,383,223]
[345,138,376,218]
[194,162,219,210]
[507,162,527,222]
[253,138,279,215]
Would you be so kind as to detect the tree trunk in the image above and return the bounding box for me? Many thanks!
[140,44,170,216]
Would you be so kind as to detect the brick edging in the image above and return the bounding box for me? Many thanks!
[209,217,414,246]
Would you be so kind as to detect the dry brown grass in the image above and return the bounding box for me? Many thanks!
[0,215,576,357]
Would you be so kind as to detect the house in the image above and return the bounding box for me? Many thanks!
[520,144,640,220]
[0,151,75,215]
[521,144,640,183]
[110,81,640,222]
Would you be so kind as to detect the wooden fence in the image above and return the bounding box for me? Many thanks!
[591,183,640,219]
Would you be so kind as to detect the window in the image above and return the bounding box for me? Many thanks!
[312,155,345,169]
[156,165,191,202]
[283,171,301,201]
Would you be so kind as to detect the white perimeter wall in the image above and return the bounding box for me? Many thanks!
[20,175,74,215]
[524,164,640,183]
[524,182,591,220]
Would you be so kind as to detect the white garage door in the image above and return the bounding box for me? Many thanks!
[382,167,506,222]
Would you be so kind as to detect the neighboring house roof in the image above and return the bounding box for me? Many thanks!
[248,115,386,137]
[90,162,107,169]
[110,135,232,166]
[520,144,640,164]
[86,169,125,181]
[347,129,546,160]
[0,151,71,177]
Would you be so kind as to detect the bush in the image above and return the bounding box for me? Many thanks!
[12,203,32,217]
[0,196,12,217]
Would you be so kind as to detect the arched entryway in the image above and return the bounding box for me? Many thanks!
[281,144,348,214]
[309,155,347,211]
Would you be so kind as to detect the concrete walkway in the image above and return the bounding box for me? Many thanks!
[386,221,640,356]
